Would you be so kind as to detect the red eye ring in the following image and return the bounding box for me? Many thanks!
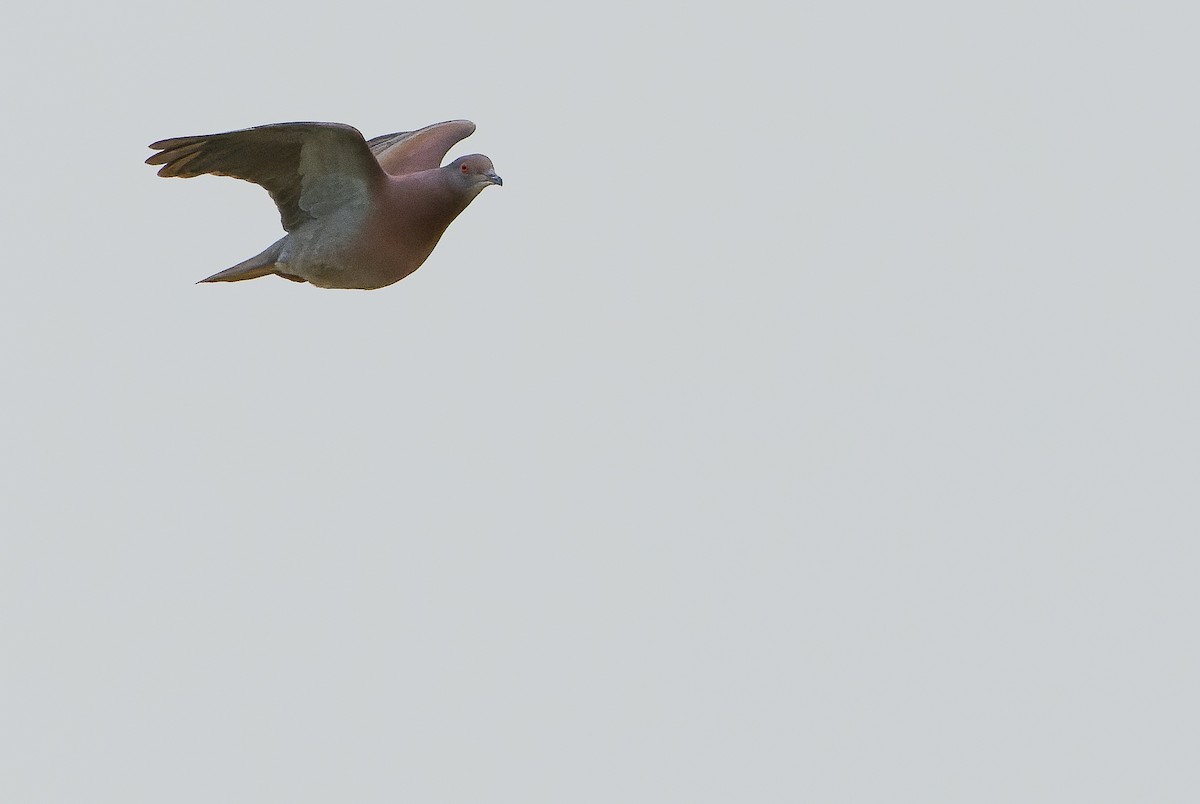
[461,164,469,173]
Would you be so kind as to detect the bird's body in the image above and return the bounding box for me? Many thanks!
[146,120,501,290]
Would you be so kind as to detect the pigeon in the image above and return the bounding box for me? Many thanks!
[146,120,501,289]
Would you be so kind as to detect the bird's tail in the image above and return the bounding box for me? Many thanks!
[198,239,289,284]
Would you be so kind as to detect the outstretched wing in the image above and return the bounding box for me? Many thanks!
[146,122,385,232]
[366,120,476,176]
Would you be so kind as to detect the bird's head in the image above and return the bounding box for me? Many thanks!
[447,154,503,192]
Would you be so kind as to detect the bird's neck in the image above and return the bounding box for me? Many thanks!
[392,169,474,228]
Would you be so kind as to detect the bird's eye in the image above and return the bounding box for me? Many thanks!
[461,164,469,173]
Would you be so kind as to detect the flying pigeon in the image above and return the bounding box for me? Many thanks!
[146,120,501,289]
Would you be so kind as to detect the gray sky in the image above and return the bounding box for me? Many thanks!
[3,1,1198,802]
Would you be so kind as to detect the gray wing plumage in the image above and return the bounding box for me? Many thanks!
[146,122,384,231]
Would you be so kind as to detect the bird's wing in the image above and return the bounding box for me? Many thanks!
[146,122,385,232]
[366,120,477,176]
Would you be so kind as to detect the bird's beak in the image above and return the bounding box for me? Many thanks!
[486,172,503,186]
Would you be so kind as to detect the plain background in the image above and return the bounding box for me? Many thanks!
[2,0,1198,801]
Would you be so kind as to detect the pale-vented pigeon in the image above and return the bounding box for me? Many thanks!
[146,120,501,289]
